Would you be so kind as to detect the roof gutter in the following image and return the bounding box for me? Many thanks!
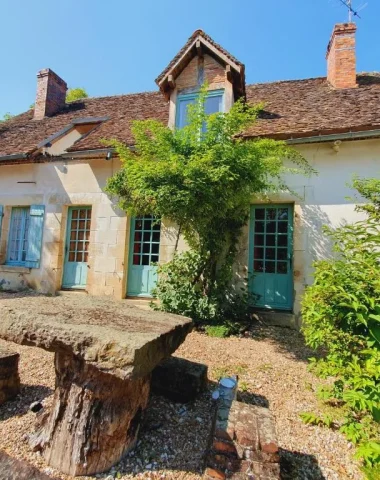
[287,129,380,145]
[60,148,114,159]
[0,153,28,162]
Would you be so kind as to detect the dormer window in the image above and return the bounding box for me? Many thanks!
[176,89,224,129]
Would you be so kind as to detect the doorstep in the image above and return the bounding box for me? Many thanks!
[251,309,298,329]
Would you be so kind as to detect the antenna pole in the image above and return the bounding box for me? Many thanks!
[348,0,352,21]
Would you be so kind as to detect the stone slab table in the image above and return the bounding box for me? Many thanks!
[0,293,192,476]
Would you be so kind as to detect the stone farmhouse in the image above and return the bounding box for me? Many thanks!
[0,22,379,326]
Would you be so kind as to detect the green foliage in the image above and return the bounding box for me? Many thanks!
[0,112,14,122]
[106,85,312,330]
[301,177,380,472]
[29,87,89,109]
[205,325,230,338]
[66,87,89,103]
[299,412,334,428]
[151,250,253,330]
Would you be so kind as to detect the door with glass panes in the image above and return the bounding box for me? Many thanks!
[248,205,293,310]
[62,207,91,289]
[127,216,161,297]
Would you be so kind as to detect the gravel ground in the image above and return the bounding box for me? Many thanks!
[0,326,363,480]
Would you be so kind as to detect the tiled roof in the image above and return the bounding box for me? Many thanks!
[245,73,380,139]
[1,73,380,159]
[0,92,168,157]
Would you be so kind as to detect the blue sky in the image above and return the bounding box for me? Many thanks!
[1,0,379,117]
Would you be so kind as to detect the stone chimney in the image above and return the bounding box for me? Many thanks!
[326,23,357,89]
[34,68,67,120]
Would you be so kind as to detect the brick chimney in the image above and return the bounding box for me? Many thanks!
[326,23,357,89]
[33,68,67,120]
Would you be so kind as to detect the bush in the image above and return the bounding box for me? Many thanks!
[301,179,380,473]
[152,250,252,333]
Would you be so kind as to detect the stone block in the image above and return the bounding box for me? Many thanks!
[0,451,59,480]
[0,347,20,404]
[151,356,207,403]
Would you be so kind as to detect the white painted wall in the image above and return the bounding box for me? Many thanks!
[0,138,379,317]
[236,138,380,323]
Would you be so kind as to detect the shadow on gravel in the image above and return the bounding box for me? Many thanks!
[249,324,322,363]
[237,389,269,408]
[0,384,53,422]
[280,448,326,480]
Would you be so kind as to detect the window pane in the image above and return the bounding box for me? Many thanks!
[266,235,276,246]
[133,255,140,265]
[255,209,265,220]
[266,209,276,220]
[152,231,160,242]
[151,255,159,263]
[254,234,264,246]
[265,262,275,273]
[143,231,151,242]
[177,98,195,128]
[142,255,150,266]
[151,243,159,254]
[278,235,287,247]
[266,222,276,234]
[255,221,264,233]
[205,94,223,115]
[254,260,264,272]
[277,262,288,274]
[134,231,142,242]
[143,243,150,254]
[265,248,276,260]
[278,208,288,220]
[144,219,152,230]
[135,220,143,230]
[254,247,264,259]
[7,207,29,262]
[278,222,288,233]
[277,248,288,260]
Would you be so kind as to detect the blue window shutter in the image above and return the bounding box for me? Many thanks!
[0,205,3,240]
[25,205,45,268]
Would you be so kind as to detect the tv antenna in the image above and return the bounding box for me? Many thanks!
[337,0,367,21]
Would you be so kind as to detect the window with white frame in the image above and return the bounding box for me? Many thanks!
[7,207,30,265]
[176,89,224,129]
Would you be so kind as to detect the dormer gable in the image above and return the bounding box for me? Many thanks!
[155,30,245,101]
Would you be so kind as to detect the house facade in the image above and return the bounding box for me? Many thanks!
[0,23,379,326]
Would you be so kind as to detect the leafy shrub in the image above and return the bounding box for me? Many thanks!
[301,178,380,473]
[205,325,231,338]
[152,250,253,332]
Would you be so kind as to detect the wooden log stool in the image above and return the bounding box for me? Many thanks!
[0,346,20,404]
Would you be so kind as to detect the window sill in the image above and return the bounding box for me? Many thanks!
[0,265,31,274]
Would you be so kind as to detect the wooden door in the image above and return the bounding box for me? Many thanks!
[249,205,293,310]
[62,207,91,289]
[127,216,161,297]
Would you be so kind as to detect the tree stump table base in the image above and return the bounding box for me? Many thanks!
[30,352,150,476]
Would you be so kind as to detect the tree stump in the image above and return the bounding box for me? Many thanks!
[30,351,150,476]
[0,346,20,404]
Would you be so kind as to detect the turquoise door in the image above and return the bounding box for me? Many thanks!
[248,204,293,310]
[127,216,161,297]
[62,207,91,289]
